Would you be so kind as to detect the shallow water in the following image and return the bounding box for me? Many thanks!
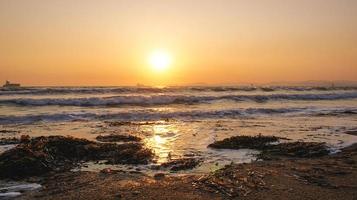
[0,182,41,198]
[1,86,357,174]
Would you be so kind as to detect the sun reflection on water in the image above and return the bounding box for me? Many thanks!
[153,135,165,144]
[144,123,179,164]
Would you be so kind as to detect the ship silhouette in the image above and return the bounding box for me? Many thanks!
[3,80,21,88]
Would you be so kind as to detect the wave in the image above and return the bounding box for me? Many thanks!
[0,92,357,107]
[1,86,357,96]
[0,107,356,124]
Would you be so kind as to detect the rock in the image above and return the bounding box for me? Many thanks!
[96,134,141,142]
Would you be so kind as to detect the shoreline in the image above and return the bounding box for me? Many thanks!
[14,142,357,200]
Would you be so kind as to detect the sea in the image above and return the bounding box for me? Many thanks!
[1,85,357,173]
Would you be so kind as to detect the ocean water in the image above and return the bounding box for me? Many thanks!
[1,86,357,173]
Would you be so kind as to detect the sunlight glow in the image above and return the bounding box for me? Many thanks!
[143,123,180,164]
[148,50,172,72]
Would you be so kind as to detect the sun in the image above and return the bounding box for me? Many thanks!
[148,50,172,72]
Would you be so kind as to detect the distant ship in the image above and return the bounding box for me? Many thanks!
[3,80,21,88]
[136,83,146,87]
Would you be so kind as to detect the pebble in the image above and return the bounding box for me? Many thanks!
[154,173,166,180]
[132,191,140,195]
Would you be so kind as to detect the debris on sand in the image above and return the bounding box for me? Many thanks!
[160,158,202,171]
[96,134,141,142]
[195,164,272,197]
[0,136,154,179]
[208,135,329,159]
[208,135,279,150]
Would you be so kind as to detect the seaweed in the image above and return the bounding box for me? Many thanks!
[0,136,154,179]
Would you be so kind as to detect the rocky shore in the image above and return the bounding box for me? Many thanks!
[0,135,356,199]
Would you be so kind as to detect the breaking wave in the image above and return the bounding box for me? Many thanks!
[1,92,357,107]
[1,86,357,96]
[0,107,356,124]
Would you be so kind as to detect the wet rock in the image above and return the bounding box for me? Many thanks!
[208,135,279,150]
[96,134,141,142]
[0,136,154,179]
[160,158,202,171]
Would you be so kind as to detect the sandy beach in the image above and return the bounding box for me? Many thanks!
[1,86,357,199]
[12,142,357,200]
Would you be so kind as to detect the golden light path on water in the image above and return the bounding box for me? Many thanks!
[144,123,181,164]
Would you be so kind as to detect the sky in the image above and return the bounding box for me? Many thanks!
[0,0,357,86]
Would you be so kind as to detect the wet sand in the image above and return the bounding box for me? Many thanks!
[18,144,357,200]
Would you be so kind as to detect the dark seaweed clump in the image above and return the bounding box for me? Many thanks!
[259,142,329,159]
[96,134,141,142]
[0,137,21,145]
[0,136,154,179]
[208,135,279,150]
[208,135,329,159]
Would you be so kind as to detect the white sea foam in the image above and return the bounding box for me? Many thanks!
[0,183,41,199]
[0,107,355,124]
[0,92,357,107]
[1,86,356,96]
[0,192,22,198]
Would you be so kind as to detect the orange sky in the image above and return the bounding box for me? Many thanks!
[1,0,357,86]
